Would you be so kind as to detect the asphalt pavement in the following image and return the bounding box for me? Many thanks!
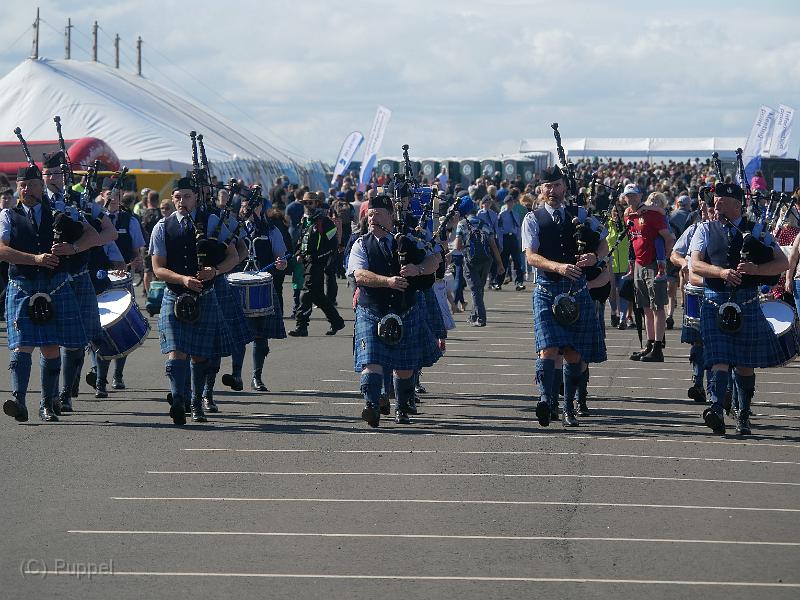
[1,281,798,600]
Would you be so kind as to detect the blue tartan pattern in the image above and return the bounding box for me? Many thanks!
[701,287,786,369]
[6,272,87,350]
[533,276,607,363]
[353,304,440,372]
[158,288,234,357]
[680,324,702,345]
[213,276,255,347]
[419,288,447,340]
[247,287,286,340]
[69,271,103,344]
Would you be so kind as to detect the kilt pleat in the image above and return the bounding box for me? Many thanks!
[533,276,607,364]
[158,288,234,357]
[213,276,255,347]
[353,304,440,372]
[248,287,286,340]
[70,270,103,344]
[701,287,786,369]
[6,272,87,350]
[419,288,447,340]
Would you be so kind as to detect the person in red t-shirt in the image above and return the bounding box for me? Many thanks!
[621,185,675,362]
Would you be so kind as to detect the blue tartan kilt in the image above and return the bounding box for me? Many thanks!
[6,272,87,350]
[701,287,785,369]
[213,276,255,347]
[533,276,607,364]
[419,288,447,340]
[248,287,286,340]
[353,304,441,372]
[680,324,702,345]
[70,270,103,344]
[158,288,234,358]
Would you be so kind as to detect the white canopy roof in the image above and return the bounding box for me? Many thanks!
[519,137,746,159]
[0,58,327,188]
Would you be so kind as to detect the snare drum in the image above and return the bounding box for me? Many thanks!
[683,284,705,330]
[108,271,133,291]
[92,289,150,360]
[225,271,275,316]
[760,299,800,366]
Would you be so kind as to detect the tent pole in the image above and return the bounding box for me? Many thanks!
[65,18,72,59]
[114,34,120,68]
[136,37,142,76]
[92,21,98,62]
[32,8,40,60]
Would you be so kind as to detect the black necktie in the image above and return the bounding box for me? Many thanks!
[27,207,38,232]
[727,226,743,267]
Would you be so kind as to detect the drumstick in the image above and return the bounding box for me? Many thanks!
[257,253,292,273]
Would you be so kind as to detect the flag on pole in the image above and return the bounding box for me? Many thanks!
[767,104,795,158]
[741,105,775,181]
[358,105,392,191]
[330,131,364,185]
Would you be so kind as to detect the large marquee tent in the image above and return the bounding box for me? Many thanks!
[519,136,747,160]
[0,58,327,189]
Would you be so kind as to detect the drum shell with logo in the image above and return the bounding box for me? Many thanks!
[761,299,800,366]
[226,271,275,317]
[683,284,705,330]
[92,289,150,360]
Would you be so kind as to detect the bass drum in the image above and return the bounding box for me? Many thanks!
[92,289,150,360]
[761,299,800,366]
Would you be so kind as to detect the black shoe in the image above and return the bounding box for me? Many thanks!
[251,376,268,392]
[184,400,192,414]
[618,321,627,330]
[203,397,219,413]
[221,374,244,391]
[687,386,706,403]
[169,401,186,425]
[406,397,419,415]
[630,342,654,361]
[666,316,675,330]
[640,345,664,362]
[51,397,62,416]
[379,395,391,416]
[59,391,73,413]
[702,407,725,435]
[577,401,590,417]
[39,406,59,422]
[415,384,427,394]
[550,404,559,421]
[395,410,411,424]
[563,413,579,427]
[3,399,20,419]
[515,283,526,291]
[535,400,551,427]
[70,377,79,398]
[610,314,620,327]
[95,380,108,399]
[325,321,346,336]
[736,413,752,435]
[191,405,208,423]
[112,377,126,390]
[361,403,380,428]
[724,390,733,415]
[288,327,308,337]
[85,369,97,389]
[15,405,29,422]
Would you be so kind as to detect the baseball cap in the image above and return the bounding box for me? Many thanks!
[676,195,690,207]
[621,183,641,197]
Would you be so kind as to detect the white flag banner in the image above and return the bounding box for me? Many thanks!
[358,105,392,191]
[331,131,364,185]
[742,105,775,180]
[767,104,795,158]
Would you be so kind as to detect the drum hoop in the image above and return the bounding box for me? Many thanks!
[98,291,136,329]
[226,272,273,286]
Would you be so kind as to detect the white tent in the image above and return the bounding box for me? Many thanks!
[0,58,327,189]
[519,136,746,159]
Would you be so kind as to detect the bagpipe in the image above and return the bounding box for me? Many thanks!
[13,126,84,247]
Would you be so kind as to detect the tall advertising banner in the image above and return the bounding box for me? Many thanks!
[358,105,392,191]
[767,104,795,158]
[741,105,775,181]
[331,131,364,185]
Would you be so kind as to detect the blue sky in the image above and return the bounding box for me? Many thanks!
[3,0,798,162]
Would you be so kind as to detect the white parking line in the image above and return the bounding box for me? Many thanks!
[19,570,800,587]
[65,530,800,547]
[181,448,800,466]
[146,471,800,486]
[109,496,800,513]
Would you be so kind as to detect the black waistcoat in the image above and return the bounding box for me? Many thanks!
[357,232,417,315]
[7,202,69,279]
[164,212,213,294]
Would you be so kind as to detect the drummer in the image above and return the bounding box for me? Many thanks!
[224,191,288,393]
[689,182,789,435]
[670,195,710,403]
[94,178,146,392]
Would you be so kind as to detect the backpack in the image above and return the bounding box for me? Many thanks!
[463,218,492,264]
